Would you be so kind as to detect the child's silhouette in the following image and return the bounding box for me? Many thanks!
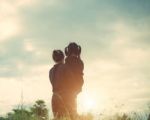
[49,50,68,118]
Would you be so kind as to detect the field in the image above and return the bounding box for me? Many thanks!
[0,100,150,120]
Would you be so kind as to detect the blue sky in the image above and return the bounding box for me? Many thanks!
[0,0,150,115]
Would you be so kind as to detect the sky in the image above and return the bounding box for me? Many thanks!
[0,0,150,116]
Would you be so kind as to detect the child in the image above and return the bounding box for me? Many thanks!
[49,50,65,93]
[49,50,68,118]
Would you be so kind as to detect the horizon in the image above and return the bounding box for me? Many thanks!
[0,0,150,116]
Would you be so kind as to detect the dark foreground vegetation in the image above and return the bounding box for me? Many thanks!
[0,100,150,120]
[0,100,49,120]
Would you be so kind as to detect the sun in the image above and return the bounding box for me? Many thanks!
[84,97,95,110]
[78,93,97,112]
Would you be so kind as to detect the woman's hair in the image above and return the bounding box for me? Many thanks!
[65,42,81,57]
[52,50,64,63]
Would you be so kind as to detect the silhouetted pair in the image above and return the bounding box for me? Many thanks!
[49,42,84,120]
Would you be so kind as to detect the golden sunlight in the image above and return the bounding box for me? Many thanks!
[83,97,95,110]
[0,19,20,41]
[78,92,98,113]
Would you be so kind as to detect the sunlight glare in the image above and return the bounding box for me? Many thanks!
[78,92,98,113]
[84,97,95,110]
[0,19,20,41]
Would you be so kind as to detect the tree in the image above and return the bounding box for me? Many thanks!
[5,108,33,120]
[5,112,13,120]
[0,99,49,120]
[12,108,32,120]
[0,117,6,120]
[148,114,150,120]
[30,100,49,120]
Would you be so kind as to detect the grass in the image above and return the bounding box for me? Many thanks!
[1,99,150,120]
[1,111,150,120]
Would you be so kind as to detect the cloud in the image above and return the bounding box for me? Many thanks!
[0,1,21,41]
[0,0,50,42]
[82,18,150,109]
[0,0,150,115]
[0,64,52,115]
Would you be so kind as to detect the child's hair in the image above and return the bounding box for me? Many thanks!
[52,50,64,63]
[65,42,81,57]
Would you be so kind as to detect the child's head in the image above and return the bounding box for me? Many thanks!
[65,42,81,57]
[52,50,64,63]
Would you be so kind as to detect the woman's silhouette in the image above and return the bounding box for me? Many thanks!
[64,42,84,119]
[49,43,84,119]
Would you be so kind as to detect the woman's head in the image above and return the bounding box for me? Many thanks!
[65,42,81,57]
[52,50,64,63]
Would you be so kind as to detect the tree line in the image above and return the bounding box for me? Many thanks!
[0,100,49,120]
